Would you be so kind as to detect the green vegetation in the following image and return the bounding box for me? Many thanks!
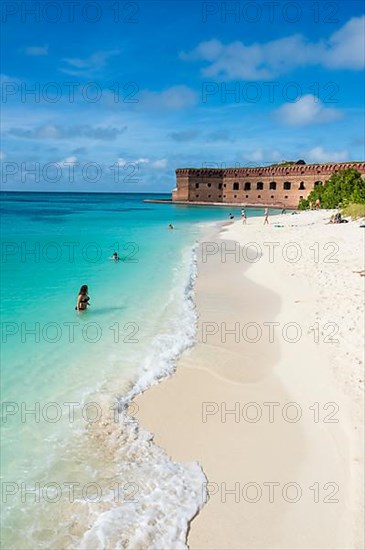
[340,203,365,219]
[270,160,306,166]
[298,168,365,210]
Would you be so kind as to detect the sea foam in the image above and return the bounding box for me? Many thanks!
[77,242,208,549]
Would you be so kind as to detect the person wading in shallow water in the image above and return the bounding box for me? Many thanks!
[75,285,90,311]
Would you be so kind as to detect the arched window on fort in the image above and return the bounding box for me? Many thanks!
[244,182,251,191]
[195,183,199,188]
[283,181,291,190]
[269,181,276,190]
[299,182,305,190]
[233,182,239,190]
[257,182,264,190]
[314,181,323,186]
[218,183,222,189]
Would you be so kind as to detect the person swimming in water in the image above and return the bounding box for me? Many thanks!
[75,284,90,311]
[168,224,174,230]
[111,252,120,261]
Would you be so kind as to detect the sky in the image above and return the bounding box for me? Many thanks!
[1,0,364,193]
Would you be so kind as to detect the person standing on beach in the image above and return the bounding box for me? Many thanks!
[75,285,90,311]
[241,208,247,224]
[264,208,269,225]
[315,198,321,210]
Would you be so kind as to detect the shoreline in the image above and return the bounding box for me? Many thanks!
[144,198,294,209]
[134,210,364,549]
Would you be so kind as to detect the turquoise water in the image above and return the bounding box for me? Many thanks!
[0,192,264,549]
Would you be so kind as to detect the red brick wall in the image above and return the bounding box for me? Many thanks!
[174,163,365,208]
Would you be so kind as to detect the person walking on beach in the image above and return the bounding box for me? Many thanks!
[241,208,247,224]
[75,285,90,311]
[264,208,269,225]
[315,198,321,210]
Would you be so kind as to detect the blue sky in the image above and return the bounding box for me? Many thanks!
[1,0,364,192]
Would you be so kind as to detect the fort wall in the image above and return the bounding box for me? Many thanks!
[172,162,365,208]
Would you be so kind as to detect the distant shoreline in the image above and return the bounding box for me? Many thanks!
[145,198,293,209]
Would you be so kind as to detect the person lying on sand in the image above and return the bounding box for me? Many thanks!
[353,270,365,276]
[329,213,343,224]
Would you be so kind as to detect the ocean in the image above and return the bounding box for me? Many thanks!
[0,192,264,549]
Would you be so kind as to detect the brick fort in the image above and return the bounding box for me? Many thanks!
[172,161,365,209]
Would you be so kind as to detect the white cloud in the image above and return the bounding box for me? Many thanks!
[275,95,342,126]
[140,86,197,110]
[0,74,21,84]
[116,157,168,169]
[246,148,264,162]
[151,158,168,168]
[306,147,349,163]
[8,124,126,141]
[242,148,283,164]
[324,16,365,69]
[116,158,130,166]
[99,85,198,112]
[25,45,48,56]
[37,125,60,139]
[60,50,120,76]
[181,16,365,79]
[56,155,78,167]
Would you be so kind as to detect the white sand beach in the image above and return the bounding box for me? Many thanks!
[134,210,364,550]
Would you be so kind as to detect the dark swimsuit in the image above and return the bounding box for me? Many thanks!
[76,295,89,310]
